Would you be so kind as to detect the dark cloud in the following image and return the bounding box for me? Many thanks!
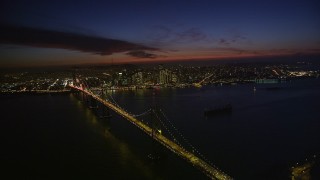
[218,38,230,46]
[218,35,247,46]
[213,47,245,54]
[126,50,158,58]
[0,23,157,56]
[149,25,307,58]
[217,28,249,47]
[149,25,173,42]
[148,26,208,45]
[174,28,207,43]
[149,25,249,49]
[232,35,247,43]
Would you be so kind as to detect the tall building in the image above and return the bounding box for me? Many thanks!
[171,73,178,83]
[132,72,143,85]
[159,69,171,85]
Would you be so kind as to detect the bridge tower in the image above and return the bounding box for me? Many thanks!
[148,104,165,161]
[150,105,162,138]
[150,88,162,138]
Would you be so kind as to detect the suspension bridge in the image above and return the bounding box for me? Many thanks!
[69,78,232,180]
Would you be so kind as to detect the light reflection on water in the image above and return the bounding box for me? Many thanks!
[2,78,319,179]
[106,79,320,179]
[68,93,158,180]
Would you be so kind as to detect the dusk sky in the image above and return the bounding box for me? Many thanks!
[1,0,320,67]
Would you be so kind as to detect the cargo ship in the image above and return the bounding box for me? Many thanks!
[204,104,232,116]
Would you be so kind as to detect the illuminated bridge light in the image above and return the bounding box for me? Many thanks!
[69,84,233,180]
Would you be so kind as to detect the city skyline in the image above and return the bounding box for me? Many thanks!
[1,0,320,67]
[1,1,320,178]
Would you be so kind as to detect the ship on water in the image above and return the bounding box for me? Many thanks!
[204,104,232,117]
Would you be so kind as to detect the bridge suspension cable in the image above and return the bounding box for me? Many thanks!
[105,93,122,108]
[159,109,215,167]
[69,82,233,179]
[132,109,151,117]
[153,110,184,148]
[100,90,151,118]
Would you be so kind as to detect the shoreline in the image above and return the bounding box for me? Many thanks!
[0,90,72,95]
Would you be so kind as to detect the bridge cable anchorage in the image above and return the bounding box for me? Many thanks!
[159,109,215,167]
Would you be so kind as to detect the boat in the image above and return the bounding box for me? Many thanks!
[204,104,232,116]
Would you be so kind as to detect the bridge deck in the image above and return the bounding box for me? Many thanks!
[70,85,232,180]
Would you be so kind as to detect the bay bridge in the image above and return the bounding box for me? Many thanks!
[69,77,232,180]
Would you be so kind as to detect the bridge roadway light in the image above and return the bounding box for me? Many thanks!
[73,86,232,180]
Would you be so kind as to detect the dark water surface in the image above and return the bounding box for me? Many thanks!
[1,79,320,179]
